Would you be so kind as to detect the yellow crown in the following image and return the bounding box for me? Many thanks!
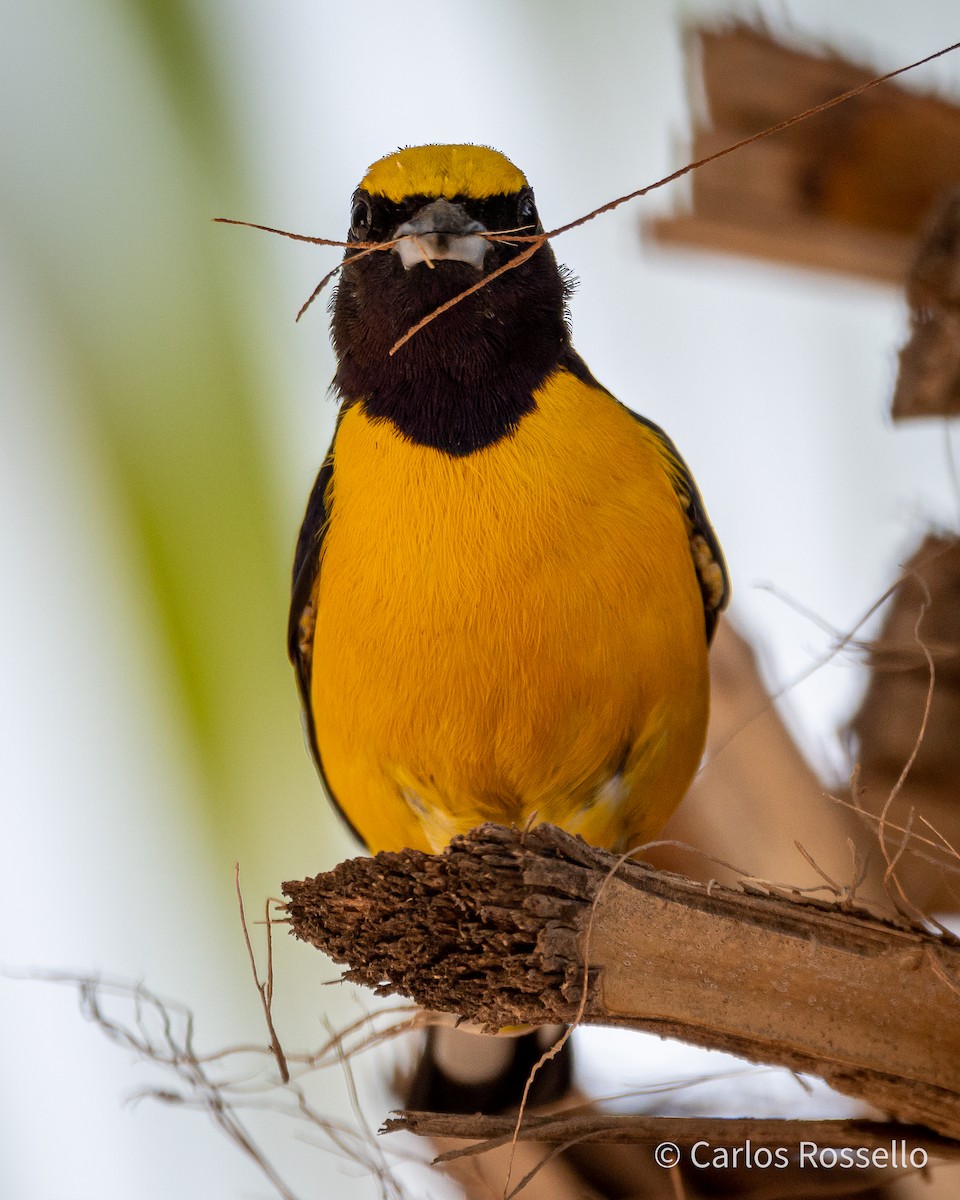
[360,144,528,203]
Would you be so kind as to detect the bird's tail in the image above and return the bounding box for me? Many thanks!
[405,1022,572,1114]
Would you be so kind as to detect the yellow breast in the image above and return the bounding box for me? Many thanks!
[310,367,709,854]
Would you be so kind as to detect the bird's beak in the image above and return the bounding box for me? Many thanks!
[393,199,490,271]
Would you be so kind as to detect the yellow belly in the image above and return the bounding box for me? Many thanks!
[311,367,709,854]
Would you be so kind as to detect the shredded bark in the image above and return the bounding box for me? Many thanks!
[283,822,960,1139]
[893,189,960,418]
[283,824,596,1027]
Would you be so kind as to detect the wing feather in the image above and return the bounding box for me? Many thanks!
[287,438,366,843]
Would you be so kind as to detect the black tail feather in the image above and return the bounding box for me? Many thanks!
[405,1026,573,1115]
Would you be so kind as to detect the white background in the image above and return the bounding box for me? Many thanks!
[2,2,959,1197]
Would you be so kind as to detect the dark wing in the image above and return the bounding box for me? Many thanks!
[288,452,332,701]
[287,438,365,844]
[631,411,730,644]
[560,349,729,644]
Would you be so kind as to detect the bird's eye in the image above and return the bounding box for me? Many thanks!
[517,191,538,229]
[350,196,372,239]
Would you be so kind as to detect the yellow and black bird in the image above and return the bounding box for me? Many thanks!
[289,144,728,1110]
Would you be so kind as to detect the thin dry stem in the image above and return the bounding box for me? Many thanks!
[218,40,960,352]
[389,239,545,355]
[831,791,960,874]
[504,1132,602,1200]
[792,842,842,895]
[917,813,960,864]
[236,864,290,1083]
[328,1017,404,1200]
[543,40,960,240]
[29,971,447,1200]
[296,238,402,321]
[704,577,903,770]
[872,577,937,926]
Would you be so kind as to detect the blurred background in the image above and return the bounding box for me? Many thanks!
[2,1,959,1197]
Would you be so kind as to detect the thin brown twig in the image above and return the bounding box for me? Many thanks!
[265,896,276,1016]
[703,578,904,772]
[543,39,960,242]
[874,580,936,924]
[426,1067,795,1165]
[296,265,341,321]
[917,813,960,864]
[295,1006,422,1071]
[295,239,401,321]
[829,792,960,877]
[213,215,536,249]
[213,215,543,321]
[626,837,874,903]
[844,838,869,908]
[72,975,300,1199]
[295,230,542,325]
[218,40,960,358]
[928,946,960,1001]
[503,1131,608,1200]
[410,235,436,268]
[756,581,876,653]
[793,841,843,896]
[212,216,366,248]
[383,36,960,353]
[326,1015,408,1200]
[389,238,545,356]
[235,864,290,1084]
[134,1003,418,1070]
[884,807,919,902]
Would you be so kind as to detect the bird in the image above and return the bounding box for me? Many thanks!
[288,143,728,1112]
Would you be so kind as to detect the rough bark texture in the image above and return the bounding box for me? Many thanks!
[848,534,960,912]
[893,190,960,419]
[649,25,960,284]
[283,822,960,1140]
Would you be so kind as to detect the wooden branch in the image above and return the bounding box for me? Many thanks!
[848,533,960,911]
[385,1111,960,1162]
[893,190,960,419]
[648,25,960,283]
[283,823,960,1140]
